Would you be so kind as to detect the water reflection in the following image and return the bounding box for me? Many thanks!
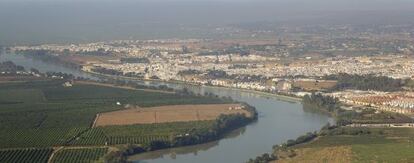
[130,127,247,162]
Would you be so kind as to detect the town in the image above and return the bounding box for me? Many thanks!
[8,24,414,116]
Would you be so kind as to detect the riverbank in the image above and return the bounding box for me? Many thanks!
[273,127,414,163]
[249,94,414,162]
[1,53,334,163]
[83,69,303,103]
[0,77,258,163]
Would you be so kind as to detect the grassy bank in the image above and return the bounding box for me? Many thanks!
[249,93,414,163]
[276,127,414,163]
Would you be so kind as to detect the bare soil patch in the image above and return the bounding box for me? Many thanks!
[94,104,250,127]
[293,80,337,91]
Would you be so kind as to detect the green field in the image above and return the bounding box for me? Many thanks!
[50,148,108,163]
[0,80,228,148]
[0,148,53,163]
[282,127,414,163]
[0,78,231,163]
[69,121,214,146]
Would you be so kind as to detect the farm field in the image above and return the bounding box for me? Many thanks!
[0,148,53,163]
[0,80,230,148]
[94,104,250,126]
[293,80,337,91]
[71,121,214,145]
[276,127,414,163]
[50,147,108,163]
[275,146,352,163]
[0,79,239,162]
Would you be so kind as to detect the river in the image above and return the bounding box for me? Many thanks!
[0,53,334,163]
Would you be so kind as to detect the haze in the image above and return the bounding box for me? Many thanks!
[1,0,414,44]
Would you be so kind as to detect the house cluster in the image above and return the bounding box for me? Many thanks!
[328,91,414,114]
[184,77,292,92]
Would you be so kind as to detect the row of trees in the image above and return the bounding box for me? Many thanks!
[0,148,53,163]
[0,61,25,72]
[91,66,159,80]
[91,67,123,76]
[325,73,404,92]
[93,78,175,92]
[248,122,339,163]
[177,69,203,76]
[302,93,341,113]
[105,108,258,163]
[284,132,318,147]
[120,57,150,64]
[247,132,318,163]
[146,113,257,149]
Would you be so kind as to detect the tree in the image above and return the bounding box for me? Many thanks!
[30,68,41,74]
[325,73,403,92]
[303,93,340,113]
[182,45,189,54]
[63,49,70,55]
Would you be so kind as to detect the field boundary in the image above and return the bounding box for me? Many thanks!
[47,147,64,163]
[92,114,100,128]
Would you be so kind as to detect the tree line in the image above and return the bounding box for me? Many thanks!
[0,61,25,72]
[120,57,150,64]
[105,110,258,163]
[325,73,404,92]
[302,93,341,113]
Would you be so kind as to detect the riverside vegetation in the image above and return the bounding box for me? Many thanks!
[248,93,414,163]
[0,62,257,163]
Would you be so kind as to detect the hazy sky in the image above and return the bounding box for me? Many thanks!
[1,0,413,44]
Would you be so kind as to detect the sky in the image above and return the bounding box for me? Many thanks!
[0,0,413,45]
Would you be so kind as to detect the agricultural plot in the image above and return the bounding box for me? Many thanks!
[68,128,108,146]
[50,148,108,163]
[94,104,249,126]
[42,84,227,107]
[279,128,414,163]
[293,80,337,91]
[0,148,53,163]
[275,146,352,163]
[0,79,238,163]
[71,121,214,145]
[0,128,85,148]
[0,88,44,104]
[0,80,228,149]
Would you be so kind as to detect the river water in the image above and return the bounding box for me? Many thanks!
[0,53,334,163]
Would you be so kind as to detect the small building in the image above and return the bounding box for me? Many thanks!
[276,81,292,91]
[62,82,73,87]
